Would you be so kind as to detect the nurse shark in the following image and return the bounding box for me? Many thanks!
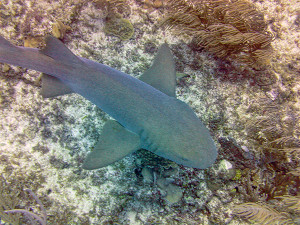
[0,36,217,170]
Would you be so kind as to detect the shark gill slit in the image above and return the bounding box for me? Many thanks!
[148,142,158,153]
[139,129,159,153]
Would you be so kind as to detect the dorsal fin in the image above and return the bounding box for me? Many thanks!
[40,36,83,65]
[140,44,176,97]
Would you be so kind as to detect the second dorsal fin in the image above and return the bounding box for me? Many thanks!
[40,36,83,65]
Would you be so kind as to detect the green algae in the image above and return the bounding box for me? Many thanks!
[104,14,134,40]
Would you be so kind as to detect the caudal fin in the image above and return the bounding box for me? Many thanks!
[0,36,38,69]
[0,36,19,64]
[0,36,77,98]
[40,36,84,65]
[0,35,84,76]
[0,36,17,49]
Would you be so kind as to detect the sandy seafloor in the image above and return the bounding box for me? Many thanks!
[0,0,299,224]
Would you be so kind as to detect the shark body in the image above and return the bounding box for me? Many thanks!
[0,36,217,170]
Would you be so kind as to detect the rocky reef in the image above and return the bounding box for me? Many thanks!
[0,0,299,224]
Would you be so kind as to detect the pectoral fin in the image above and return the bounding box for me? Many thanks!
[82,120,141,170]
[140,44,176,97]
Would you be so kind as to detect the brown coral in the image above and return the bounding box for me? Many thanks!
[161,0,274,69]
[232,202,293,224]
[276,195,300,213]
[93,0,131,17]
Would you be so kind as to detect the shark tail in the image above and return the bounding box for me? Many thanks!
[0,35,44,70]
[0,36,17,49]
[0,35,79,98]
[0,36,20,65]
[0,35,84,73]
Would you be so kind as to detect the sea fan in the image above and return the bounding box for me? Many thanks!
[162,0,274,69]
[232,202,293,224]
[276,195,300,213]
[288,167,300,176]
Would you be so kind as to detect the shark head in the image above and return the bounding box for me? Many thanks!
[141,97,217,169]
